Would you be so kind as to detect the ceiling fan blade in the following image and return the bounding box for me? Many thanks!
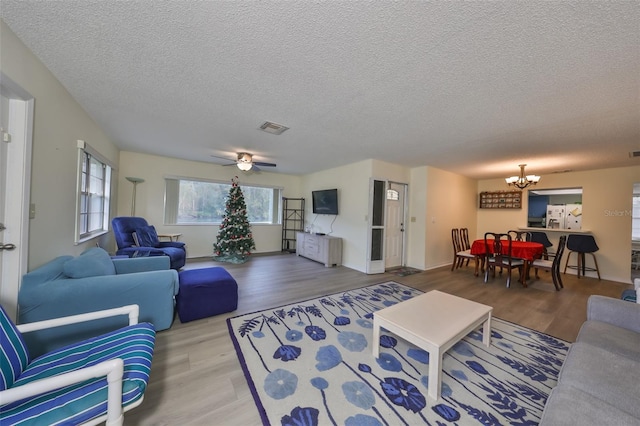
[210,154,235,161]
[253,161,277,167]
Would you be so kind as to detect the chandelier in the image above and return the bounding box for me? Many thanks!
[505,164,541,189]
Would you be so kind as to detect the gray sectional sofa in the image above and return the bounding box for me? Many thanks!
[540,295,640,425]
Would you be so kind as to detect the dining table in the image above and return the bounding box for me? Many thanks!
[470,239,544,286]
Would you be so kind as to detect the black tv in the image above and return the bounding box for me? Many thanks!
[312,189,338,215]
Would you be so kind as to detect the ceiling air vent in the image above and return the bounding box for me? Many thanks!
[630,151,640,158]
[259,121,289,135]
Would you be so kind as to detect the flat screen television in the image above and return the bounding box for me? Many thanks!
[312,189,338,215]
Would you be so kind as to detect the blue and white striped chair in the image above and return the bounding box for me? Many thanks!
[0,304,155,425]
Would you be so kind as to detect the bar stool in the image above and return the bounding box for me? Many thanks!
[563,234,601,280]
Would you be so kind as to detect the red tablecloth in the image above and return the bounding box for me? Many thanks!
[470,239,544,261]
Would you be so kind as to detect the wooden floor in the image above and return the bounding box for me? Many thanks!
[124,253,631,425]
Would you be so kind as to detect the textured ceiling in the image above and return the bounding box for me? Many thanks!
[1,1,639,178]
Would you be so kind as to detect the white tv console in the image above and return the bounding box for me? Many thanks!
[296,232,342,267]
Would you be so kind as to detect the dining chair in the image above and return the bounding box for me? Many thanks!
[451,228,475,271]
[508,230,531,242]
[460,228,471,251]
[484,232,524,288]
[528,231,554,259]
[531,235,567,291]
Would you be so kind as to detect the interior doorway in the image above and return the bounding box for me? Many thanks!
[0,74,34,320]
[365,179,408,274]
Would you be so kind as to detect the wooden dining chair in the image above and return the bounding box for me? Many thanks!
[484,232,525,288]
[451,228,475,271]
[531,235,566,291]
[508,230,531,242]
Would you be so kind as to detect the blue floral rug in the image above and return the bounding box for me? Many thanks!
[227,282,569,426]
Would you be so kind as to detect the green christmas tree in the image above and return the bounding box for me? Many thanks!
[213,177,256,263]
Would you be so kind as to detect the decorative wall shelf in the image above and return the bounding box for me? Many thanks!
[479,190,522,209]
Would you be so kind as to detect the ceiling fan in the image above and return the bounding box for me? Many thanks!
[211,152,277,172]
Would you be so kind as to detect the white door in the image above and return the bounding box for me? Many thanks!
[0,94,7,303]
[0,76,33,321]
[385,182,406,269]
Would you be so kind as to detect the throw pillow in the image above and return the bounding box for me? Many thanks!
[63,247,116,278]
[134,225,160,247]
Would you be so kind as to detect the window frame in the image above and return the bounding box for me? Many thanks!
[633,192,640,241]
[163,176,283,226]
[74,140,113,243]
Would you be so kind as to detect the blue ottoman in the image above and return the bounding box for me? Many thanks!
[177,267,238,322]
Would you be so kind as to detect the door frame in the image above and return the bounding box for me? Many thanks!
[366,178,409,274]
[0,73,34,320]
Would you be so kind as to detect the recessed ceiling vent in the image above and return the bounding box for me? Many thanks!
[259,121,289,135]
[630,151,640,158]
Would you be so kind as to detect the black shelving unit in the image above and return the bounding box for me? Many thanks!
[282,197,305,253]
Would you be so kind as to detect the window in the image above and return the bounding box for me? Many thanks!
[164,177,282,225]
[75,140,112,243]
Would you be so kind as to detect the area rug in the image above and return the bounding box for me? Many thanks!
[227,282,569,426]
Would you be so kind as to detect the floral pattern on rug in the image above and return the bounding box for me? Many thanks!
[227,282,569,426]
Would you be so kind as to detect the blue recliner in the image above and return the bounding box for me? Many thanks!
[112,216,186,269]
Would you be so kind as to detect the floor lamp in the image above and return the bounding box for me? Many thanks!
[125,177,145,216]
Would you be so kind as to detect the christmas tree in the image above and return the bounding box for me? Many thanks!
[213,176,256,263]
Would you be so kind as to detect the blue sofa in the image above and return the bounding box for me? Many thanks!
[18,247,178,357]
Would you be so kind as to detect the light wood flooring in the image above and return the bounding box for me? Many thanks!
[124,253,631,425]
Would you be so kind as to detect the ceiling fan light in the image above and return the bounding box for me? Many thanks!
[237,162,252,171]
[238,153,252,163]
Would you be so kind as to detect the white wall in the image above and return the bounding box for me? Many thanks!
[117,151,302,258]
[478,165,640,283]
[1,21,119,269]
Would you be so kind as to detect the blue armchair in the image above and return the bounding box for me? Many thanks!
[112,216,186,270]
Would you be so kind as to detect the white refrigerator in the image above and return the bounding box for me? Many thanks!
[565,204,582,230]
[546,204,582,230]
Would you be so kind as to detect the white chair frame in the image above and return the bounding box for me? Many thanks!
[0,305,141,426]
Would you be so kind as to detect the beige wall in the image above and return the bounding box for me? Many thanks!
[300,159,417,273]
[478,165,640,283]
[1,21,119,269]
[301,160,372,272]
[408,166,478,270]
[117,151,302,258]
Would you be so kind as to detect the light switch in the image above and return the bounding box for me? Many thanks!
[411,217,416,222]
[29,203,36,219]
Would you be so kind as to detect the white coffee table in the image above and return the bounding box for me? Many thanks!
[373,290,492,400]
